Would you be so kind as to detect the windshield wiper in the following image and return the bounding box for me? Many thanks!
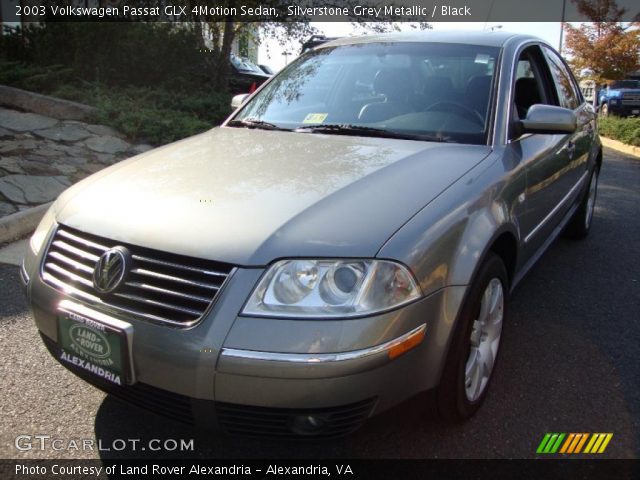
[294,124,451,142]
[227,118,291,131]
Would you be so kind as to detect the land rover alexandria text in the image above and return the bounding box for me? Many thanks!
[15,463,352,477]
[22,31,601,437]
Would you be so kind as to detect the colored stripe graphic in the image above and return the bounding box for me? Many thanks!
[538,433,613,454]
[536,433,552,454]
[536,433,565,453]
[584,433,614,454]
[574,433,589,453]
[559,433,576,453]
[597,433,613,453]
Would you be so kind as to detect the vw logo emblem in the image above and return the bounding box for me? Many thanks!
[93,247,131,294]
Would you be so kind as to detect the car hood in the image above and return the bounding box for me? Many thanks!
[56,127,490,266]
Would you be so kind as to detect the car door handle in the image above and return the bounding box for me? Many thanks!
[567,141,576,159]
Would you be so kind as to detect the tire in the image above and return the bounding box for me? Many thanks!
[599,103,609,117]
[436,253,508,422]
[564,167,599,239]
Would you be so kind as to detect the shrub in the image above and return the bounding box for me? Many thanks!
[0,22,212,90]
[599,117,640,146]
[0,22,232,145]
[0,60,232,146]
[91,87,230,145]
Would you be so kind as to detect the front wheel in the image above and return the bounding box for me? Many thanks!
[436,253,508,421]
[564,168,599,239]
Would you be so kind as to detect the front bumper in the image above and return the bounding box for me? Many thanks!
[24,245,466,436]
[607,102,640,116]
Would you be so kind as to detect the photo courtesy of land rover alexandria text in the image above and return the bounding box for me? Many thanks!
[22,31,601,437]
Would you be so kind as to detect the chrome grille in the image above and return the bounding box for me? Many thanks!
[621,92,640,105]
[41,225,234,327]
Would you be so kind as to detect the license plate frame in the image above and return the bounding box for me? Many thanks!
[57,300,135,385]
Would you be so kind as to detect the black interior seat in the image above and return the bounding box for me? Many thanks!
[515,77,542,119]
[421,75,455,108]
[465,75,492,118]
[358,69,414,122]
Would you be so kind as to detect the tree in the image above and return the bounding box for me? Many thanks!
[181,0,429,90]
[563,0,640,82]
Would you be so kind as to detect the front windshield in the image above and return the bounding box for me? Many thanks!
[232,42,500,144]
[610,80,639,89]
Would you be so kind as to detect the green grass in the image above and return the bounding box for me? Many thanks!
[0,60,231,145]
[599,116,640,147]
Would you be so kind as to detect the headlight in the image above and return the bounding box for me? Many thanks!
[242,259,422,318]
[29,204,56,255]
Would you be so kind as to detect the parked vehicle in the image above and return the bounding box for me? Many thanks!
[258,64,275,75]
[229,53,271,94]
[23,31,601,437]
[597,79,640,117]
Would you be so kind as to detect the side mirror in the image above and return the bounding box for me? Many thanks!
[231,94,249,109]
[520,104,577,134]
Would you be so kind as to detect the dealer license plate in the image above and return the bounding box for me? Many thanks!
[57,311,130,386]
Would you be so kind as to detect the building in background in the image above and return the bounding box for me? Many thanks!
[233,28,258,64]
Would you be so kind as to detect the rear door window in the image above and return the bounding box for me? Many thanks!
[542,47,582,110]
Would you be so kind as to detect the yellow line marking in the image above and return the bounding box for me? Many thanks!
[591,433,606,453]
[583,433,598,453]
[560,433,575,454]
[598,434,613,453]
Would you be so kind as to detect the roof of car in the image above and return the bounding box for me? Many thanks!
[318,30,541,49]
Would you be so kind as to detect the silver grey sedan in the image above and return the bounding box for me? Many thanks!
[23,31,601,437]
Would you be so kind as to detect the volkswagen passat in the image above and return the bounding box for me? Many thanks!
[23,31,601,437]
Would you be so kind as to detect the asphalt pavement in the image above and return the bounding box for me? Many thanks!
[0,147,638,459]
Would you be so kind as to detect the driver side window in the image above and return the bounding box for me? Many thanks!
[510,46,558,138]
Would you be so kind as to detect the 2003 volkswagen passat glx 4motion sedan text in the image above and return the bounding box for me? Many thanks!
[23,32,601,437]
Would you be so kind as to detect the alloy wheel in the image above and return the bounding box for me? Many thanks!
[464,278,504,402]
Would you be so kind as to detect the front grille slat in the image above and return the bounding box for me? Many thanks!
[131,267,221,290]
[43,272,100,302]
[124,281,212,303]
[113,292,204,317]
[45,262,94,287]
[132,254,228,277]
[42,226,233,327]
[51,240,100,262]
[57,229,109,252]
[48,251,94,274]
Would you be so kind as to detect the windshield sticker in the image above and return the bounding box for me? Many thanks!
[475,54,490,64]
[303,113,328,124]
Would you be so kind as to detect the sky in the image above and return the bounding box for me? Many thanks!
[258,22,564,71]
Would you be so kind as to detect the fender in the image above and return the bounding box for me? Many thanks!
[378,148,523,296]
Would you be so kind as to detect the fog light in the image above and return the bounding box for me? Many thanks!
[288,414,330,435]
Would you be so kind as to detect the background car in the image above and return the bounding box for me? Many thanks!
[229,53,271,93]
[597,79,640,117]
[258,64,275,75]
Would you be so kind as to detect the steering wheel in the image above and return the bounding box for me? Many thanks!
[424,101,485,125]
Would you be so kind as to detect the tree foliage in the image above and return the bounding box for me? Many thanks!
[563,0,640,82]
